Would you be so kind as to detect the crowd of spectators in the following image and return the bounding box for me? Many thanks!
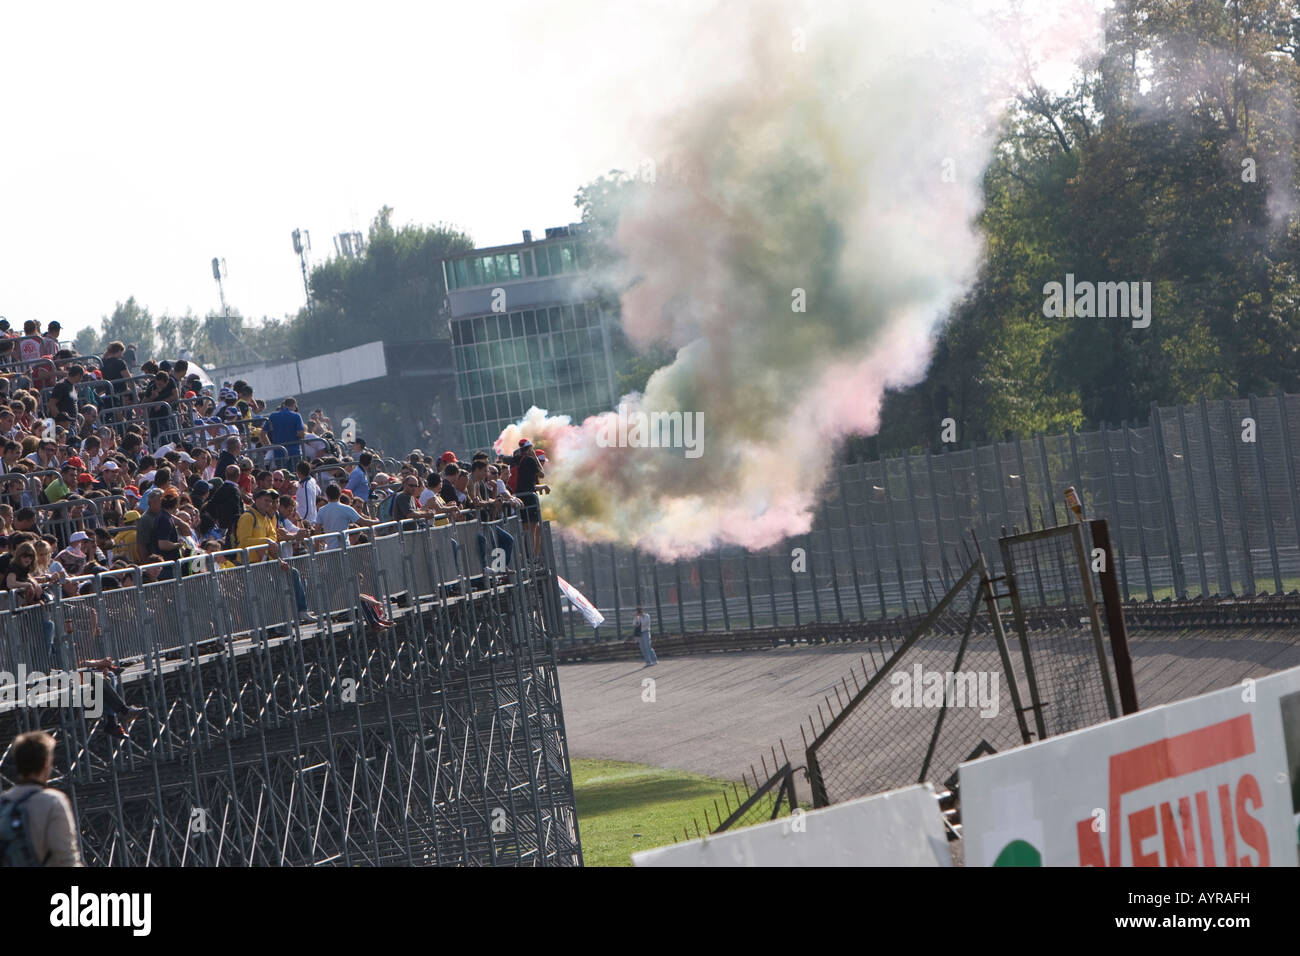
[0,321,555,650]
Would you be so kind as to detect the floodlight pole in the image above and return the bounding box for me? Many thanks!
[293,228,314,317]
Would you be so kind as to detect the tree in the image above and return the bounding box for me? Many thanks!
[288,207,474,358]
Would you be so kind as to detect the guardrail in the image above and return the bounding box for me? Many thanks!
[0,513,537,687]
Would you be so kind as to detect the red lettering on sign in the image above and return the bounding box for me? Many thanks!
[1160,797,1197,867]
[1235,774,1268,867]
[1073,714,1257,865]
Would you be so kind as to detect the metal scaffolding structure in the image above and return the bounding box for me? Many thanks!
[0,516,582,867]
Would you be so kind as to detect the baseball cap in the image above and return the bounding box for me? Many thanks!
[100,461,119,471]
[124,485,140,496]
[65,456,84,469]
[47,321,61,331]
[77,473,95,485]
[193,480,211,494]
[518,439,531,448]
[69,531,89,543]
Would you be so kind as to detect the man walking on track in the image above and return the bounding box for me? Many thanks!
[634,605,657,667]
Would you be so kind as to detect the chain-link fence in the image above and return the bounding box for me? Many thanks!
[555,393,1300,643]
[802,560,1032,807]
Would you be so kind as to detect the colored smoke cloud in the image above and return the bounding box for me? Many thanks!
[499,0,1101,559]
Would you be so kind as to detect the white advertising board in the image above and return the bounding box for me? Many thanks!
[960,665,1300,866]
[631,784,951,867]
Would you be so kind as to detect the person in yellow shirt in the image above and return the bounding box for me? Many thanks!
[114,510,140,558]
[236,488,316,625]
[235,489,280,563]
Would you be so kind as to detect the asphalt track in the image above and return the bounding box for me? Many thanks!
[557,626,1300,783]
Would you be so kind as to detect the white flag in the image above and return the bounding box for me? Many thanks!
[556,575,605,629]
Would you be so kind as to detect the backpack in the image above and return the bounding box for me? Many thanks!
[0,789,43,867]
[358,593,392,629]
[377,493,397,521]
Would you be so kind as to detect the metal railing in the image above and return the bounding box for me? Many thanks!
[0,513,531,683]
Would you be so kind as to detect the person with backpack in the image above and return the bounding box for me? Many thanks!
[0,731,82,866]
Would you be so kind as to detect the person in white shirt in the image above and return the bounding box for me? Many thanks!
[634,605,657,666]
[295,461,320,523]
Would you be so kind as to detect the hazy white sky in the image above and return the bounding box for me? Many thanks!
[0,0,696,339]
[0,0,1096,342]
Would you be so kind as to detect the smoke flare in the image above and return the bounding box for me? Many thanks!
[498,0,1099,559]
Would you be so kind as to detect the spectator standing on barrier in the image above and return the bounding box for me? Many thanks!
[633,605,657,666]
[514,441,546,564]
[0,731,83,866]
[267,397,306,460]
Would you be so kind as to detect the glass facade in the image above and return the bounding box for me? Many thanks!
[451,301,614,450]
[443,240,587,291]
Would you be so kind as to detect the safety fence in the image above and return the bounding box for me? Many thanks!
[0,513,533,683]
[554,393,1300,643]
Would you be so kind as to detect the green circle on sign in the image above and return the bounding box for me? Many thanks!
[993,839,1042,867]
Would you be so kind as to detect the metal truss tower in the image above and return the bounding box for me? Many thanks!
[0,520,582,867]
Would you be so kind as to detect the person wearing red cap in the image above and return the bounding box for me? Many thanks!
[439,451,457,464]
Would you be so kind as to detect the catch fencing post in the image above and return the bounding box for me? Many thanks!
[836,469,866,621]
[882,469,908,613]
[1149,404,1186,599]
[1199,397,1233,595]
[1176,403,1210,598]
[1222,399,1255,595]
[1277,392,1300,585]
[902,454,931,608]
[1099,423,1131,601]
[1249,394,1283,594]
[1122,422,1154,601]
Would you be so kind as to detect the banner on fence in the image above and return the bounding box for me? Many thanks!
[632,784,951,867]
[960,664,1300,866]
